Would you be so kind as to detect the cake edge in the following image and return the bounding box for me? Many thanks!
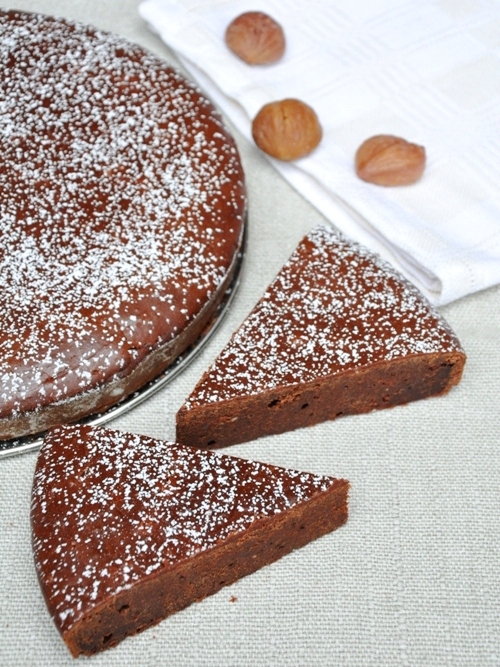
[176,349,466,449]
[0,218,246,442]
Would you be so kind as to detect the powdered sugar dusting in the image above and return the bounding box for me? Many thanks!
[31,424,334,631]
[186,225,463,406]
[0,11,245,418]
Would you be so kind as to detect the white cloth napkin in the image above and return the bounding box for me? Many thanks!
[139,0,500,305]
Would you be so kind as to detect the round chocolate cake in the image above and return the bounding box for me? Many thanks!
[0,10,246,440]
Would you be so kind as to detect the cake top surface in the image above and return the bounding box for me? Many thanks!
[185,225,463,407]
[31,424,337,632]
[0,10,245,418]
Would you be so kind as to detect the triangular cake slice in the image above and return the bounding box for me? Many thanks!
[31,424,349,656]
[176,225,466,449]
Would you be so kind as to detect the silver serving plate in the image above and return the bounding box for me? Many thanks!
[0,227,246,459]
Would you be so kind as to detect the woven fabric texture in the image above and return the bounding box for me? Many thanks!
[140,0,500,305]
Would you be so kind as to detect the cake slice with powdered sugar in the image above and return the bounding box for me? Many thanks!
[176,225,466,449]
[31,424,348,656]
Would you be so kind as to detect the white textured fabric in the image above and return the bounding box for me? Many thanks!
[139,0,500,306]
[1,2,500,667]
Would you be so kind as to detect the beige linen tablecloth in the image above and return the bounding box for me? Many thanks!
[1,2,499,666]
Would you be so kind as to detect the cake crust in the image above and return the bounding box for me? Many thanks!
[176,225,466,448]
[0,10,246,439]
[31,425,348,656]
